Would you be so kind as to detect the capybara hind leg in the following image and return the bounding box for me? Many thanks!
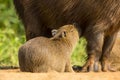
[82,26,104,72]
[65,60,74,72]
[101,32,118,72]
[101,59,116,72]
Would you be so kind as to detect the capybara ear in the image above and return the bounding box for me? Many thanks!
[73,23,81,37]
[51,29,58,36]
[61,31,66,38]
[73,23,78,27]
[56,30,66,38]
[51,30,66,40]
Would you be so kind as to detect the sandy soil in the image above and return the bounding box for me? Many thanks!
[0,69,120,80]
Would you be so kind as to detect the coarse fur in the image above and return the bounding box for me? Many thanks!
[14,0,120,72]
[18,25,79,72]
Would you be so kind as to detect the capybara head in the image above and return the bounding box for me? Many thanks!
[51,24,79,48]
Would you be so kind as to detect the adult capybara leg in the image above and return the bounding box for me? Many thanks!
[82,27,104,72]
[101,32,118,72]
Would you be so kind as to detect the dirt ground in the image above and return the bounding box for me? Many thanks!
[0,69,120,80]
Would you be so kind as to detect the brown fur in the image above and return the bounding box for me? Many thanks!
[18,25,79,72]
[14,0,120,72]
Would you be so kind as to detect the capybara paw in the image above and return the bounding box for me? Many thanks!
[101,60,116,72]
[102,65,116,72]
[101,63,117,72]
[81,60,101,72]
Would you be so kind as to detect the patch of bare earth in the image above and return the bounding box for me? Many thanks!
[0,69,120,80]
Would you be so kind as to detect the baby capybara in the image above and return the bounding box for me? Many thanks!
[18,24,79,72]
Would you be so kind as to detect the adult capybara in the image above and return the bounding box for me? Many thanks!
[14,0,120,72]
[18,24,79,72]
